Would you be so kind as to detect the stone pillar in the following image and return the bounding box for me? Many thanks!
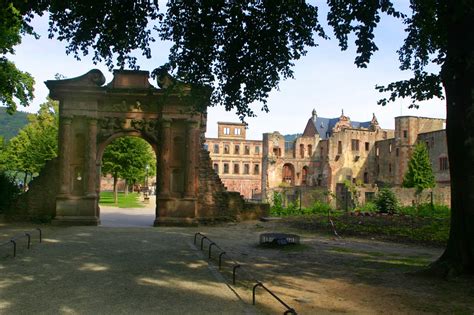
[86,118,97,196]
[185,120,199,198]
[159,118,172,197]
[58,116,72,196]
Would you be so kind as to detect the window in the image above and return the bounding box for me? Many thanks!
[213,163,219,173]
[308,145,312,156]
[282,164,295,185]
[254,164,260,175]
[223,163,229,174]
[389,163,392,174]
[376,146,379,157]
[234,145,240,154]
[337,141,342,154]
[244,145,250,155]
[351,139,359,151]
[403,130,408,138]
[223,127,230,135]
[234,128,241,135]
[224,145,230,154]
[363,172,369,184]
[244,164,250,174]
[273,147,281,157]
[203,143,208,150]
[377,164,380,175]
[302,167,308,185]
[365,142,369,151]
[255,146,260,154]
[233,163,239,174]
[396,148,399,156]
[440,156,449,171]
[389,143,392,153]
[300,144,305,158]
[213,144,219,154]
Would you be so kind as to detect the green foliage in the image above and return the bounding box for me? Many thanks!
[398,203,450,219]
[0,3,36,112]
[403,142,436,191]
[374,188,398,214]
[102,137,156,186]
[0,99,58,175]
[356,201,378,213]
[0,172,20,214]
[0,107,29,141]
[306,200,333,215]
[270,192,284,216]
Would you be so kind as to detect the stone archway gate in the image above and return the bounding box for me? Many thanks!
[46,69,220,226]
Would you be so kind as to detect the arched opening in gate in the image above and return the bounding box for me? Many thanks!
[97,133,157,227]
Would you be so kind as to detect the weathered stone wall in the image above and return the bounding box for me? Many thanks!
[197,149,269,222]
[390,186,451,207]
[10,158,59,221]
[417,130,450,185]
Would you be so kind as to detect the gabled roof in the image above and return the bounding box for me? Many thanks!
[302,110,372,140]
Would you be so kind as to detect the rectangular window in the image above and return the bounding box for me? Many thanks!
[233,163,239,174]
[223,163,229,174]
[244,164,250,174]
[403,130,408,138]
[351,139,359,151]
[213,163,219,173]
[234,128,241,135]
[255,146,260,154]
[213,144,219,154]
[254,164,260,175]
[363,172,369,184]
[273,147,281,157]
[308,145,312,156]
[224,145,230,154]
[234,145,240,154]
[389,163,392,174]
[396,148,399,156]
[223,127,230,135]
[244,145,250,155]
[300,144,305,158]
[337,141,342,154]
[365,142,369,151]
[440,157,449,171]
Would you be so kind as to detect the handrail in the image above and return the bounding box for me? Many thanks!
[253,282,297,315]
[193,232,297,314]
[0,228,43,258]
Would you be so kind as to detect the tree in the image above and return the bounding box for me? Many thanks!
[3,0,474,275]
[101,137,155,204]
[0,99,58,186]
[403,142,436,192]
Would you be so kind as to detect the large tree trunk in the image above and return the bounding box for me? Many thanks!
[113,175,118,205]
[431,0,474,276]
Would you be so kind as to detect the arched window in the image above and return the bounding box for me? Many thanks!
[282,163,295,185]
[302,166,309,185]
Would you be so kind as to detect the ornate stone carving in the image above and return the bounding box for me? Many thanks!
[97,117,159,142]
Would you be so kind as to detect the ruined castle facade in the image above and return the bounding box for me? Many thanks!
[206,110,449,204]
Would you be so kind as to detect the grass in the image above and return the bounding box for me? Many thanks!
[99,191,144,208]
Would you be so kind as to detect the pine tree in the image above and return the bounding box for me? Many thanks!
[402,142,436,192]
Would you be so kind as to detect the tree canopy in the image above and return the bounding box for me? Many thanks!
[0,98,58,181]
[403,142,436,191]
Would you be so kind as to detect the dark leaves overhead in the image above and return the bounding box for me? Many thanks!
[45,0,160,69]
[160,0,326,120]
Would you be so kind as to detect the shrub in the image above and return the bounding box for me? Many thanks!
[305,200,332,215]
[356,201,378,213]
[398,203,450,218]
[0,172,20,214]
[270,192,284,216]
[374,188,398,214]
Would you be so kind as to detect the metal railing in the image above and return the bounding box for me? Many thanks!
[193,232,297,314]
[0,228,42,258]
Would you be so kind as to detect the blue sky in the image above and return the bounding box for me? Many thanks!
[8,1,445,139]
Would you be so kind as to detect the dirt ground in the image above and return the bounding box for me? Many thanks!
[1,216,473,314]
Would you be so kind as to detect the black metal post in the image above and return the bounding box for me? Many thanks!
[218,252,226,269]
[208,242,216,258]
[232,264,240,285]
[10,240,16,257]
[200,236,208,250]
[36,228,42,243]
[25,233,31,249]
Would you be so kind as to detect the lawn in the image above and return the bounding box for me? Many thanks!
[99,191,144,208]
